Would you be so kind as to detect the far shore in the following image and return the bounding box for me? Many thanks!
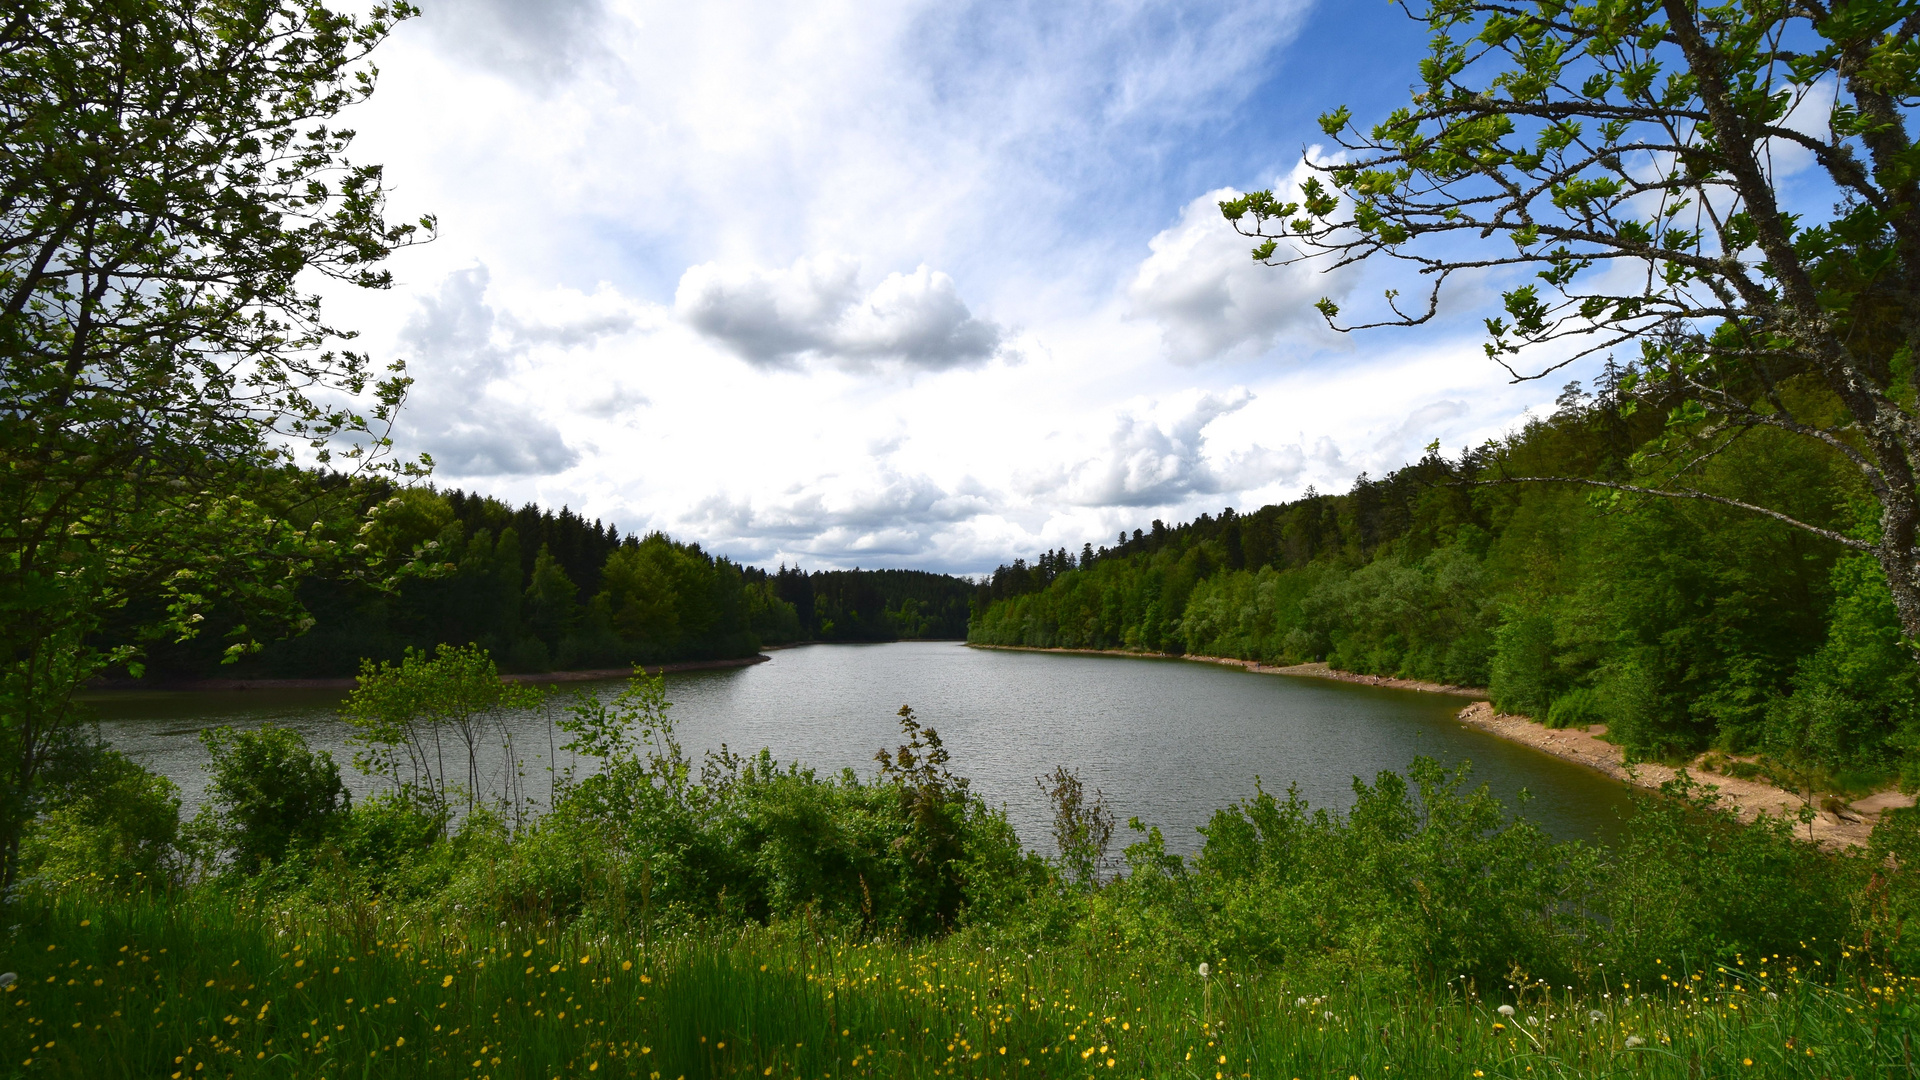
[84,653,771,694]
[966,642,1486,697]
[966,641,1915,850]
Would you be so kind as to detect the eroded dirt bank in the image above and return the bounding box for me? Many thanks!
[966,642,1911,850]
[967,644,1487,696]
[1452,701,1915,851]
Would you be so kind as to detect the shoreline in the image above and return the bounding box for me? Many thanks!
[84,653,771,694]
[1453,701,1913,850]
[761,638,965,651]
[966,641,1912,850]
[965,643,1487,697]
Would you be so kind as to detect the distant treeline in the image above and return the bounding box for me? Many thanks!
[126,484,973,679]
[754,565,972,643]
[971,377,1908,777]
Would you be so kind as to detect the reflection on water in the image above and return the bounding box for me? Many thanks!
[83,641,1635,854]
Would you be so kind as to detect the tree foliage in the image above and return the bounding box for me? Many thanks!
[121,486,979,678]
[0,0,426,884]
[970,392,1902,770]
[194,725,350,873]
[1223,0,1920,650]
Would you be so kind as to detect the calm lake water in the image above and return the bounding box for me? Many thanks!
[82,641,1635,854]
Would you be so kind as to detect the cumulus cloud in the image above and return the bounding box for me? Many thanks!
[413,0,610,88]
[576,384,649,419]
[1129,162,1351,363]
[1055,389,1309,507]
[680,470,998,563]
[395,267,585,477]
[675,256,1004,371]
[345,1,1582,571]
[1375,399,1470,456]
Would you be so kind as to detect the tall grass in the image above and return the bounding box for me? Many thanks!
[3,892,1914,1079]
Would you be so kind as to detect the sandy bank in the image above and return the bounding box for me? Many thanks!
[1200,657,1488,698]
[87,653,770,693]
[967,642,1911,850]
[1455,701,1910,851]
[966,644,1487,697]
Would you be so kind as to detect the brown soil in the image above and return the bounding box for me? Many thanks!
[1205,658,1488,698]
[967,643,1909,850]
[1455,701,1911,851]
[87,653,770,693]
[966,644,1487,697]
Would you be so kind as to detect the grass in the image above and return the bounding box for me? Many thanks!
[2,893,1916,1079]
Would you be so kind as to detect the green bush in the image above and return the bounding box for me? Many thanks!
[18,742,182,892]
[1597,773,1855,979]
[195,724,350,873]
[351,675,1057,937]
[1546,686,1604,729]
[1096,760,1594,986]
[168,662,1920,996]
[1490,612,1560,716]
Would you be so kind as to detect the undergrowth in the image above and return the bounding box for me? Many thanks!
[3,893,1914,1079]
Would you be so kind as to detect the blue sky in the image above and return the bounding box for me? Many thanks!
[327,0,1582,573]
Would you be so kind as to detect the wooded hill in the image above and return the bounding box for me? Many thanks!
[971,377,1901,778]
[124,484,973,680]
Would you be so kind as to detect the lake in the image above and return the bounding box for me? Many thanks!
[83,641,1636,855]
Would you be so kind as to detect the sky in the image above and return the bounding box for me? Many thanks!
[324,0,1595,575]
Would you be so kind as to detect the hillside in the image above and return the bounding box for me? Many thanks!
[119,482,975,680]
[970,379,1903,777]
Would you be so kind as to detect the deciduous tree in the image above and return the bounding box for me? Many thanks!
[0,0,427,884]
[1223,0,1920,645]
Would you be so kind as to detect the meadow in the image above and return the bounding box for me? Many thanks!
[11,659,1920,1078]
[5,890,1916,1079]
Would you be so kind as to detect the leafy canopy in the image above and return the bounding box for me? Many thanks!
[1222,0,1920,646]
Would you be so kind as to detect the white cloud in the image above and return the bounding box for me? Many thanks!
[1764,77,1837,181]
[393,266,637,477]
[676,256,1004,371]
[1129,161,1351,363]
[680,470,999,565]
[1044,389,1305,506]
[576,383,650,419]
[1373,399,1470,457]
[413,0,612,88]
[322,1,1594,571]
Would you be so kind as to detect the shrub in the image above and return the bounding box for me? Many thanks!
[478,678,1049,936]
[1037,765,1113,890]
[1490,612,1559,716]
[1546,687,1604,729]
[18,742,182,892]
[1598,773,1856,978]
[1099,759,1594,986]
[339,643,547,816]
[196,724,350,873]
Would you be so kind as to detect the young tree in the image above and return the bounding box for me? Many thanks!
[196,725,351,873]
[341,644,546,820]
[1222,1,1920,644]
[0,1,429,884]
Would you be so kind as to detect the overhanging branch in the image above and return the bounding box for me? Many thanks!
[1469,475,1871,551]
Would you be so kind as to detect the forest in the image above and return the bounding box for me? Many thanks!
[971,374,1900,780]
[16,0,1920,1076]
[124,482,975,680]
